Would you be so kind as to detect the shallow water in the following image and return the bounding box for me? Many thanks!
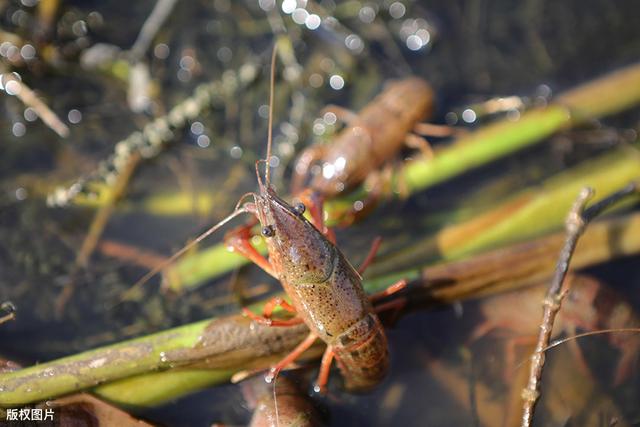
[1,0,639,426]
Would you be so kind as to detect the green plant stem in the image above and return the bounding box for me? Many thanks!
[368,147,640,276]
[166,62,640,292]
[2,206,639,408]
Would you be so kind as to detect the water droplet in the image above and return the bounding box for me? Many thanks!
[281,0,296,14]
[445,111,458,125]
[323,112,337,125]
[507,109,521,121]
[230,145,243,159]
[461,109,477,123]
[406,34,423,51]
[154,43,170,59]
[258,104,270,118]
[68,109,82,124]
[15,187,27,201]
[190,121,204,135]
[345,34,364,53]
[177,68,191,82]
[20,44,36,60]
[179,55,195,70]
[389,2,406,19]
[217,46,232,62]
[196,134,210,148]
[322,163,336,179]
[4,80,21,96]
[12,122,26,137]
[358,5,376,23]
[72,20,88,37]
[313,122,325,135]
[305,14,321,30]
[329,74,344,90]
[308,73,323,88]
[24,107,37,122]
[416,28,431,45]
[258,0,276,11]
[292,8,308,25]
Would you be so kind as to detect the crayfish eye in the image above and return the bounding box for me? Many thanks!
[261,225,275,237]
[293,202,306,216]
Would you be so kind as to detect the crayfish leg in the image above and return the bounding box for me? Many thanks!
[369,279,407,303]
[413,122,460,138]
[242,308,305,327]
[291,145,328,195]
[265,332,318,383]
[295,189,336,243]
[314,346,335,394]
[225,224,277,278]
[404,133,434,159]
[320,104,359,125]
[357,236,383,275]
[242,297,304,327]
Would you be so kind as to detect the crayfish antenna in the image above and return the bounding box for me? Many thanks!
[257,44,278,191]
[117,205,253,303]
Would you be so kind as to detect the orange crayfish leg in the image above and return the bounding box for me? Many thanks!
[357,236,383,275]
[413,122,460,138]
[224,224,277,279]
[313,346,335,394]
[292,144,328,195]
[404,133,434,159]
[265,332,318,383]
[242,297,303,327]
[295,189,336,244]
[320,104,359,125]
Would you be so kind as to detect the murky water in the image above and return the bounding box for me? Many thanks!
[1,0,639,426]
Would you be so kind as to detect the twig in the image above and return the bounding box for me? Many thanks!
[0,302,17,325]
[520,181,639,427]
[128,0,179,63]
[47,61,259,207]
[0,72,69,137]
[55,154,142,317]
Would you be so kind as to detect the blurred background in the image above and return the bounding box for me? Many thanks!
[1,0,640,425]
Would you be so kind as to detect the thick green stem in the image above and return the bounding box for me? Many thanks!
[0,316,312,407]
[402,62,640,193]
[2,208,639,407]
[368,147,640,276]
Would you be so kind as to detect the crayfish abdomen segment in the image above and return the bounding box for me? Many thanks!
[333,313,389,391]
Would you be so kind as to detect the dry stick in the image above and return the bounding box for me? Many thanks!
[0,302,17,325]
[55,154,142,316]
[48,62,259,207]
[520,181,639,427]
[128,0,179,63]
[0,72,69,137]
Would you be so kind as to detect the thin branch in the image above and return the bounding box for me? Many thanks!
[47,61,259,207]
[0,301,17,325]
[520,181,639,427]
[1,72,69,137]
[128,0,179,63]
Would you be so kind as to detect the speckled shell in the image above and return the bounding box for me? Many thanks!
[310,77,434,197]
[255,187,388,390]
[248,377,319,427]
